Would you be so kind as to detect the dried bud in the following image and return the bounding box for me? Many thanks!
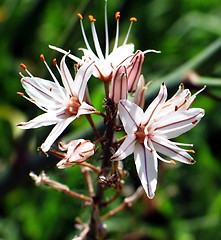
[56,139,95,169]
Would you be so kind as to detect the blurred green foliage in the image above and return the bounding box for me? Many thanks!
[0,0,221,239]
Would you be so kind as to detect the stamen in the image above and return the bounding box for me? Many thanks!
[104,0,109,58]
[123,17,137,45]
[17,92,24,96]
[77,13,83,20]
[88,15,104,59]
[192,120,198,124]
[53,58,57,66]
[188,149,195,153]
[115,11,120,20]
[20,63,27,70]
[88,15,96,22]
[76,15,92,52]
[113,11,120,51]
[170,160,176,165]
[19,72,25,77]
[40,55,67,100]
[20,63,33,77]
[40,54,45,62]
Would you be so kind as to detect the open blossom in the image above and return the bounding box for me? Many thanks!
[49,2,159,91]
[56,139,95,169]
[17,55,95,152]
[112,83,205,199]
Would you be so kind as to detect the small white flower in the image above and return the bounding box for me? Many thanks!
[56,139,95,169]
[112,83,205,199]
[49,2,159,90]
[17,55,95,152]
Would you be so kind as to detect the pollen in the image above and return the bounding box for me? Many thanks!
[115,11,120,20]
[88,15,96,22]
[130,17,137,22]
[170,160,176,165]
[20,63,27,70]
[17,92,24,96]
[40,54,45,62]
[188,149,195,153]
[192,120,198,124]
[53,58,57,66]
[77,13,83,20]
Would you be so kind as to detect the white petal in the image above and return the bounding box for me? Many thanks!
[17,112,63,129]
[41,116,76,152]
[77,101,96,116]
[152,137,195,164]
[108,44,135,66]
[49,45,83,63]
[154,108,205,139]
[79,48,99,62]
[118,100,144,134]
[142,83,167,126]
[59,55,75,96]
[93,59,113,80]
[134,143,158,199]
[112,135,136,161]
[21,77,66,110]
[71,61,94,101]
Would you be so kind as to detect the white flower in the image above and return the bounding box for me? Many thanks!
[56,139,95,169]
[49,2,159,90]
[17,55,95,152]
[112,83,205,199]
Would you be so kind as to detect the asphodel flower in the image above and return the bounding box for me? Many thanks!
[112,83,205,199]
[56,139,95,169]
[49,1,159,91]
[17,55,95,152]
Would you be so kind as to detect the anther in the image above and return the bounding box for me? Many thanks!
[188,149,195,154]
[130,17,137,22]
[170,160,176,165]
[17,92,24,96]
[115,11,120,20]
[40,54,45,62]
[88,15,96,22]
[192,120,198,124]
[77,13,83,20]
[20,63,27,70]
[53,58,57,66]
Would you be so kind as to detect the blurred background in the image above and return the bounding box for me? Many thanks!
[0,0,221,239]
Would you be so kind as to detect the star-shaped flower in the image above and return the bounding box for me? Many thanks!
[49,2,159,91]
[112,83,205,198]
[17,55,95,152]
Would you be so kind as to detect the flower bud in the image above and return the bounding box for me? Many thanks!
[109,65,128,103]
[127,50,145,92]
[56,139,95,169]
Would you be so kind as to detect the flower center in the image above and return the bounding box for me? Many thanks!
[65,96,81,116]
[135,125,146,143]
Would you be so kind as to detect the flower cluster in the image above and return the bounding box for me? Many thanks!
[18,1,204,199]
